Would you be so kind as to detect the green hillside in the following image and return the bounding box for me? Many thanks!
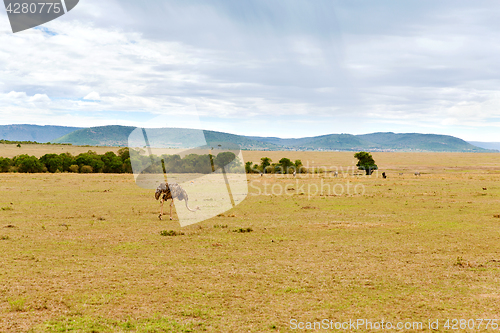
[50,126,494,152]
[52,126,282,150]
[52,126,135,146]
[0,124,82,142]
[359,133,488,152]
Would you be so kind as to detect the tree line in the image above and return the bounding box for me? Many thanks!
[0,148,243,174]
[0,148,132,174]
[0,139,72,145]
[245,157,304,174]
[0,149,377,175]
[132,150,243,174]
[245,152,378,175]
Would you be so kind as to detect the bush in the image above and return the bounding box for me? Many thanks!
[59,153,76,172]
[80,165,93,173]
[160,230,184,236]
[233,227,253,233]
[76,151,104,173]
[40,154,63,173]
[0,157,12,172]
[14,154,44,173]
[69,165,79,173]
[8,297,26,312]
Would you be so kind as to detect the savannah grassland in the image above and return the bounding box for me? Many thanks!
[1,144,500,332]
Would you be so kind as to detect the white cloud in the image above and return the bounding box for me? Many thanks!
[83,92,100,100]
[1,1,500,140]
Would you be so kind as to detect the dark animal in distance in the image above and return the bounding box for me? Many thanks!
[382,172,387,179]
[155,183,200,220]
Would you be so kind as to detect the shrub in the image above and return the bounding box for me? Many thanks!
[76,151,104,172]
[39,154,63,173]
[160,230,184,236]
[0,157,12,172]
[233,227,253,233]
[80,165,93,173]
[59,153,76,172]
[14,154,44,173]
[101,151,123,173]
[69,165,79,173]
[8,297,26,312]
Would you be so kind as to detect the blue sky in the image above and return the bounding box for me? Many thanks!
[1,0,500,140]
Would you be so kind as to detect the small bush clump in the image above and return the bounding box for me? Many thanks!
[8,297,26,312]
[233,227,253,233]
[80,165,93,173]
[160,230,184,236]
[69,165,79,173]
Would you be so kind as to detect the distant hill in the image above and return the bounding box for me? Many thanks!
[49,126,494,152]
[358,133,491,152]
[3,124,494,152]
[468,141,500,151]
[247,133,377,150]
[0,124,82,142]
[248,132,490,152]
[52,126,282,150]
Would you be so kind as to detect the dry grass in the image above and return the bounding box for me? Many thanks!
[1,148,500,332]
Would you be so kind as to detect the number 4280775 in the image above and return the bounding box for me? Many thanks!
[444,319,498,330]
[6,3,62,14]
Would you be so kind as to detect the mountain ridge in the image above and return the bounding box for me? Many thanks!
[0,124,82,143]
[0,124,496,152]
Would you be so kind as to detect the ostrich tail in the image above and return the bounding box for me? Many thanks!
[184,198,200,212]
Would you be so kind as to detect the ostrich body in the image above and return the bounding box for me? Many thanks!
[155,182,199,220]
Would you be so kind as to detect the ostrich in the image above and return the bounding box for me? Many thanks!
[155,182,200,220]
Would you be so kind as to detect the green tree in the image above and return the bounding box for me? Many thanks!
[245,161,253,174]
[117,148,132,173]
[295,159,304,173]
[354,151,378,175]
[278,157,294,174]
[117,147,130,162]
[14,155,44,173]
[260,157,272,173]
[215,152,236,169]
[0,157,12,172]
[59,153,76,172]
[101,151,123,173]
[40,154,63,173]
[76,151,104,173]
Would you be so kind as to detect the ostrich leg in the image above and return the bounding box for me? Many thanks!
[159,198,164,220]
[170,199,174,220]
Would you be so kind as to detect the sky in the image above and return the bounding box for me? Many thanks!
[1,0,500,140]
